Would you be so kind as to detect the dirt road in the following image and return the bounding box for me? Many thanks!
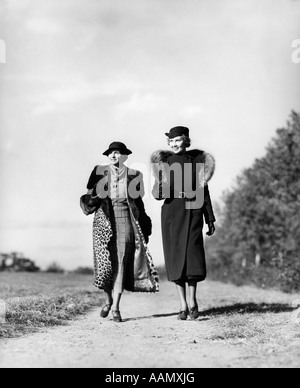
[0,280,299,368]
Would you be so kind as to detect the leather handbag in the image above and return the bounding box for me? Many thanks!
[80,192,102,216]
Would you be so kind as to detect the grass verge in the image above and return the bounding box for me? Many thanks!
[0,273,103,338]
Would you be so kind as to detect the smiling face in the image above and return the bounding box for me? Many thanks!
[169,136,187,154]
[108,151,128,167]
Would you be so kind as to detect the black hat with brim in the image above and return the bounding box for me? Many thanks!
[103,142,132,156]
[165,126,190,139]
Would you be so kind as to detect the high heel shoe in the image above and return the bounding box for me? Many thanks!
[178,309,189,321]
[100,304,112,318]
[112,310,123,323]
[189,305,200,320]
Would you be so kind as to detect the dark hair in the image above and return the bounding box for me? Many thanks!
[167,135,191,148]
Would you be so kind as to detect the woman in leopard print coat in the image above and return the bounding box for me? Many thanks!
[82,142,159,323]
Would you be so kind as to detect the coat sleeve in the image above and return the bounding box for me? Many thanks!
[152,168,171,201]
[86,166,99,190]
[202,185,216,224]
[139,172,145,199]
[135,172,152,243]
[135,196,152,242]
[152,180,165,201]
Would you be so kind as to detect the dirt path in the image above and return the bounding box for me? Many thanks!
[0,281,299,368]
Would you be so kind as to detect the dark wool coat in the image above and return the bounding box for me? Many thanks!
[85,165,159,293]
[151,150,216,283]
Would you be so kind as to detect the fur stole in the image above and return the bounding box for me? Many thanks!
[150,149,215,185]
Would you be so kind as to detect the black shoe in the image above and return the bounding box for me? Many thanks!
[178,309,189,321]
[189,305,200,320]
[100,304,112,318]
[112,310,123,323]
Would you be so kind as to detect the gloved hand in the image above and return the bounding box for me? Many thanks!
[206,222,215,236]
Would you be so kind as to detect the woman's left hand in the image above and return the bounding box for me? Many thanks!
[206,222,215,236]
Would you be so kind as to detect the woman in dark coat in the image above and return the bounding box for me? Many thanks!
[81,142,159,323]
[151,127,216,320]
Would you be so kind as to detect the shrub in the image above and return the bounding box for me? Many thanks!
[73,267,94,275]
[46,262,65,274]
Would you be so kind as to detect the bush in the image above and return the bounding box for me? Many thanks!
[46,262,65,274]
[73,267,94,275]
[0,252,40,273]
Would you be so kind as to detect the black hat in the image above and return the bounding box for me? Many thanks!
[103,142,132,156]
[165,126,190,139]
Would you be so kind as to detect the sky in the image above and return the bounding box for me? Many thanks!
[0,0,300,270]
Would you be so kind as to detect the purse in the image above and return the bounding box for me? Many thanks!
[80,192,102,216]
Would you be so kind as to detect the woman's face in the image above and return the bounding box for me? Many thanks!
[108,151,127,166]
[169,136,186,154]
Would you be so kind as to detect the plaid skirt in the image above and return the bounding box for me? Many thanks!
[109,203,135,293]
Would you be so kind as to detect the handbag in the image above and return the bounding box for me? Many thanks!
[80,192,102,216]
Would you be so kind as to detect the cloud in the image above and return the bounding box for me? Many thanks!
[1,0,32,13]
[116,93,167,116]
[0,141,16,153]
[183,106,204,119]
[25,18,63,35]
[31,102,58,117]
[30,77,144,116]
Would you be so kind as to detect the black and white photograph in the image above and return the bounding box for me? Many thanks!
[0,0,300,371]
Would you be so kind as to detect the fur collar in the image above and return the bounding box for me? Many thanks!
[150,149,215,185]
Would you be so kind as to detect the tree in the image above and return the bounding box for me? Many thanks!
[206,111,300,292]
[46,262,65,274]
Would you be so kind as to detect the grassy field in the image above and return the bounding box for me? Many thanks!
[0,272,103,338]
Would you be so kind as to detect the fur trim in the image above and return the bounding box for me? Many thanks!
[150,149,215,185]
[202,152,216,184]
[150,150,173,184]
[150,150,173,164]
